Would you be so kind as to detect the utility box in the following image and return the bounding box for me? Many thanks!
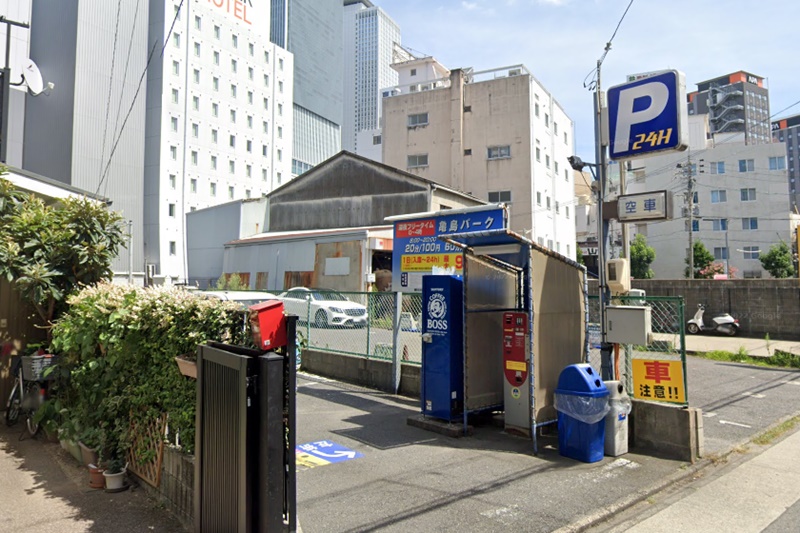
[503,312,531,436]
[606,258,630,294]
[605,305,651,345]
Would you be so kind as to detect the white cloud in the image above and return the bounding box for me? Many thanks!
[461,1,478,10]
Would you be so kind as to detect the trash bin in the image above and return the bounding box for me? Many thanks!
[604,380,632,457]
[554,364,609,463]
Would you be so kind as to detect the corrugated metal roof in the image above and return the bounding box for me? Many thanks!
[227,224,393,246]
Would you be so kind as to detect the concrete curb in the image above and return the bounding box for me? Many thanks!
[553,410,800,533]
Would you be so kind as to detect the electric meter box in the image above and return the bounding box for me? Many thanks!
[605,305,651,345]
[606,258,631,294]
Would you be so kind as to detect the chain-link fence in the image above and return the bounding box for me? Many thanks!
[289,291,423,366]
[587,295,687,405]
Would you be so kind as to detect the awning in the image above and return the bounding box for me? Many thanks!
[438,228,533,269]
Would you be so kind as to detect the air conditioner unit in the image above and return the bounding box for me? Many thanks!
[508,69,521,76]
[409,84,419,92]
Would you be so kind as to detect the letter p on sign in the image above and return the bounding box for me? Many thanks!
[606,70,688,161]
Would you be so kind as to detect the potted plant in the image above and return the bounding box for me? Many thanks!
[103,458,127,491]
[174,353,197,379]
[78,427,102,467]
[88,463,105,489]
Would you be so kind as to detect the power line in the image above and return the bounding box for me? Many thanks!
[95,0,186,196]
[584,0,636,89]
[98,0,123,187]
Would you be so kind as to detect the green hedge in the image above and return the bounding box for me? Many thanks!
[49,282,252,457]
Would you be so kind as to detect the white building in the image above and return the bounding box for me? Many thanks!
[633,124,791,279]
[382,61,576,259]
[144,0,294,280]
[342,0,400,162]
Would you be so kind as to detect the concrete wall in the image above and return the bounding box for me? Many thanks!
[630,400,703,463]
[592,279,800,340]
[301,348,420,397]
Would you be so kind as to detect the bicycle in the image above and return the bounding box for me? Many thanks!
[4,353,59,436]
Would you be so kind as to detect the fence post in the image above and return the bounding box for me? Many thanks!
[391,292,402,394]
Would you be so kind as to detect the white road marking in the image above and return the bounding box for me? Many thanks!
[741,391,765,399]
[480,505,521,526]
[703,412,718,418]
[780,380,800,386]
[719,420,752,428]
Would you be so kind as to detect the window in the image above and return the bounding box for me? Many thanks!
[191,123,198,138]
[742,217,758,230]
[408,112,429,127]
[230,84,237,98]
[231,59,237,73]
[263,98,269,110]
[546,196,551,209]
[279,58,284,70]
[536,191,542,206]
[248,67,254,80]
[277,172,282,184]
[710,161,725,174]
[713,247,729,260]
[193,69,200,84]
[170,117,178,132]
[213,77,219,91]
[213,51,219,65]
[192,96,199,110]
[246,140,252,153]
[190,178,197,193]
[279,81,284,93]
[246,164,252,178]
[248,43,254,56]
[410,68,417,76]
[211,129,218,143]
[211,155,217,170]
[168,203,176,217]
[263,121,268,134]
[278,103,283,116]
[171,89,179,104]
[535,147,541,162]
[210,182,217,196]
[169,241,176,256]
[545,113,550,127]
[488,190,512,203]
[691,219,699,232]
[565,206,570,219]
[710,190,727,203]
[739,159,754,172]
[232,35,238,48]
[169,174,176,189]
[407,154,428,168]
[534,103,539,117]
[191,150,198,165]
[247,91,253,104]
[264,74,269,87]
[262,169,268,182]
[229,134,236,147]
[214,25,220,39]
[229,160,235,173]
[547,239,553,250]
[555,201,560,213]
[742,246,760,259]
[173,33,180,48]
[277,149,283,162]
[711,219,727,231]
[487,145,511,159]
[565,169,569,181]
[545,155,550,168]
[170,146,177,160]
[194,15,201,30]
[228,186,234,199]
[554,122,558,135]
[554,161,559,174]
[230,109,236,123]
[194,42,200,56]
[278,126,283,139]
[740,188,756,201]
[172,60,179,75]
[247,115,253,128]
[564,132,568,144]
[769,156,786,170]
[262,145,268,157]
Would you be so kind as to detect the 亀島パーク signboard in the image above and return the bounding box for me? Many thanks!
[607,70,689,160]
[391,206,507,292]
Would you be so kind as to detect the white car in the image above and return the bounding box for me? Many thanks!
[201,290,280,307]
[278,287,368,328]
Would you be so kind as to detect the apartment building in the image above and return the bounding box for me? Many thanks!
[771,113,800,211]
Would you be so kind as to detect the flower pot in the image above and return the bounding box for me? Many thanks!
[79,441,99,467]
[103,469,126,491]
[175,355,197,379]
[88,464,105,489]
[61,439,83,464]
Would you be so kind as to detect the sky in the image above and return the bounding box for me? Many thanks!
[376,0,799,161]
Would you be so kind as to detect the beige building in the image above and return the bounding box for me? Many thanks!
[381,60,577,259]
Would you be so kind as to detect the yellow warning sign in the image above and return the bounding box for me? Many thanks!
[505,360,527,372]
[632,359,685,404]
[401,253,463,272]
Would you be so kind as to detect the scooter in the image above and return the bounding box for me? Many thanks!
[686,304,739,336]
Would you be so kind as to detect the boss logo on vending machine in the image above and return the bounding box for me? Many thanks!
[426,292,448,331]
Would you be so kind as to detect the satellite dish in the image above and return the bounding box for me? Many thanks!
[22,59,44,96]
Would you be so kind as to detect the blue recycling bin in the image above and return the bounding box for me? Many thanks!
[554,364,609,463]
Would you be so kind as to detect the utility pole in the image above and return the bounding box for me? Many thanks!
[682,153,697,279]
[0,16,30,163]
[620,162,629,260]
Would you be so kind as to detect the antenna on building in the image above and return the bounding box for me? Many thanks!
[20,59,45,96]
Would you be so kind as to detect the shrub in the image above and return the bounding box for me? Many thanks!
[50,282,253,457]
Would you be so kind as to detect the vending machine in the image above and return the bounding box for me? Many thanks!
[420,275,464,421]
[503,311,531,436]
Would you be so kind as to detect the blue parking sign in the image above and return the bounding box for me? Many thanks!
[607,70,688,160]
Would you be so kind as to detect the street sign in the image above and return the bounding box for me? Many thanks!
[389,205,507,292]
[607,70,688,160]
[295,440,363,469]
[632,359,685,404]
[617,190,673,222]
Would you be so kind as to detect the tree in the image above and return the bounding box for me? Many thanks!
[760,242,795,278]
[0,172,127,337]
[684,241,715,279]
[630,234,656,279]
[575,246,584,266]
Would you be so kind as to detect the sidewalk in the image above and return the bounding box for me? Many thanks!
[592,425,800,533]
[684,334,800,357]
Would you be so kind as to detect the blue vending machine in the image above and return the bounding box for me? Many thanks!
[421,275,464,421]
